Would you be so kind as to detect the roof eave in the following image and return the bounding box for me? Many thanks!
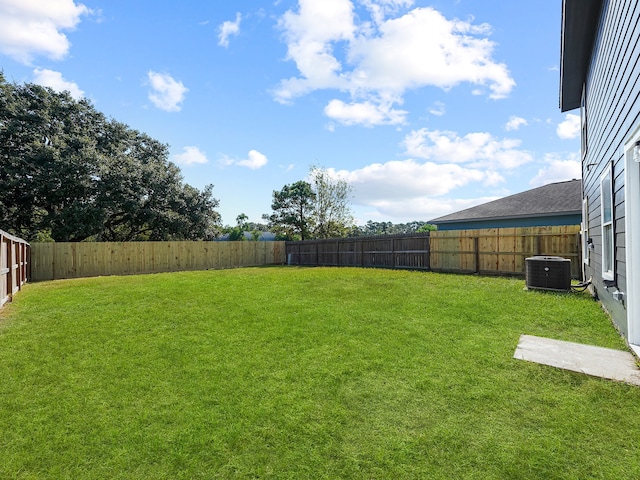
[559,0,603,112]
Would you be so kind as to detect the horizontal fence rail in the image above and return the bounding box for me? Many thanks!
[429,226,581,278]
[286,233,431,270]
[31,241,287,281]
[287,226,582,278]
[1,229,30,307]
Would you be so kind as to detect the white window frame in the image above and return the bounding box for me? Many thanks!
[600,164,614,281]
[582,197,590,265]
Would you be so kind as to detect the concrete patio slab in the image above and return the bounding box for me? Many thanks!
[514,334,640,386]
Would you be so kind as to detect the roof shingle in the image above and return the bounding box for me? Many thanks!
[430,179,581,224]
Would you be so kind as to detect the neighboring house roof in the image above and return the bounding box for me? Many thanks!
[560,0,603,112]
[430,179,582,227]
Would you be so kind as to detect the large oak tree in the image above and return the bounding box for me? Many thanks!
[0,74,220,242]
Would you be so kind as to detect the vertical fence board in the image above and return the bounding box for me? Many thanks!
[461,232,476,272]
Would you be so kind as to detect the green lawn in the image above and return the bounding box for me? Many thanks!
[1,267,638,479]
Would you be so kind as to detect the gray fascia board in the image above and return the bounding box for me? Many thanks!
[559,0,603,112]
[431,211,581,225]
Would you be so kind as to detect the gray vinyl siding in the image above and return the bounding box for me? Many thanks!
[582,0,640,334]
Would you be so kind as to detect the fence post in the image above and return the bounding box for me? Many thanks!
[391,237,395,267]
[474,236,480,274]
[425,233,430,270]
[8,239,14,302]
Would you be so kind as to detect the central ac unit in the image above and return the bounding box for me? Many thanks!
[525,256,571,291]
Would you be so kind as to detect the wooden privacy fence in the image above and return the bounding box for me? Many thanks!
[287,226,582,278]
[27,226,581,281]
[429,226,582,278]
[286,233,431,270]
[1,229,29,307]
[30,241,286,281]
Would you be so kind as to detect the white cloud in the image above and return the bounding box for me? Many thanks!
[275,0,355,103]
[331,159,485,201]
[322,126,525,219]
[557,113,581,139]
[326,159,505,221]
[274,2,515,125]
[338,126,570,221]
[172,146,209,166]
[429,101,446,116]
[324,95,407,126]
[318,123,526,220]
[346,8,513,98]
[358,195,500,222]
[360,0,415,25]
[220,150,269,170]
[32,68,84,99]
[0,0,90,64]
[146,71,188,112]
[530,152,581,186]
[403,128,533,170]
[218,13,241,48]
[279,163,295,172]
[483,170,506,187]
[505,115,527,131]
[237,150,268,169]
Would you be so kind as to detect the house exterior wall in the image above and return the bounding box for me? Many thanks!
[581,0,640,336]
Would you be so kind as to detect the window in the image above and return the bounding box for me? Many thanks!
[582,197,590,265]
[601,165,614,280]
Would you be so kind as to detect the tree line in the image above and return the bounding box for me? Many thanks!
[223,216,436,241]
[350,221,436,237]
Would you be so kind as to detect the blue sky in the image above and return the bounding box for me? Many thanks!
[0,0,580,226]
